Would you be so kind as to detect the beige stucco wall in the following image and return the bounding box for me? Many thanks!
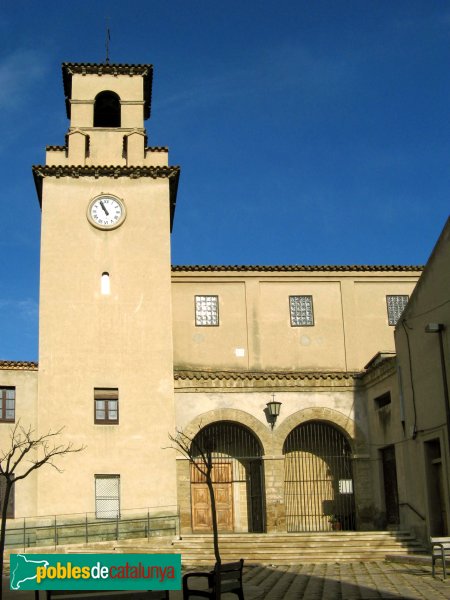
[175,389,367,447]
[0,366,38,517]
[37,175,177,516]
[70,73,144,129]
[172,271,420,372]
[35,67,178,518]
[362,219,450,544]
[393,219,450,540]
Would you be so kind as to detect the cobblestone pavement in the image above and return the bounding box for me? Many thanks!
[3,561,450,599]
[242,561,450,599]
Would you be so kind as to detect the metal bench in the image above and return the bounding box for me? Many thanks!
[182,559,244,600]
[430,536,450,579]
[35,591,169,599]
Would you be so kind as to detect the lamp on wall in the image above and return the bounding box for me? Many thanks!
[266,394,282,429]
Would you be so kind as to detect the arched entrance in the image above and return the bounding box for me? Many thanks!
[283,420,355,532]
[190,421,265,533]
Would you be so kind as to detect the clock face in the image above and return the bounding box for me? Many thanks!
[87,195,126,230]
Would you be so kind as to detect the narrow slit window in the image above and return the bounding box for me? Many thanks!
[101,272,110,295]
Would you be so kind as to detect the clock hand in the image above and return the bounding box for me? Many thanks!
[100,201,109,216]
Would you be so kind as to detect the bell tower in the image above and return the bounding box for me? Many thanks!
[33,63,179,515]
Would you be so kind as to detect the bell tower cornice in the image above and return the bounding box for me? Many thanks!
[43,61,174,181]
[32,164,180,231]
[62,62,153,119]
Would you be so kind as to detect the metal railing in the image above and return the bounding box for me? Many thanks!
[5,505,180,551]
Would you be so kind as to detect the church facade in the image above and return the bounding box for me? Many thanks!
[1,61,447,545]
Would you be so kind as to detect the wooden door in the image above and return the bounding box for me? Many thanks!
[191,463,233,532]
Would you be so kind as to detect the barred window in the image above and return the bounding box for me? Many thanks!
[195,295,219,326]
[94,388,118,424]
[0,387,15,422]
[95,475,120,519]
[289,295,314,327]
[386,295,409,326]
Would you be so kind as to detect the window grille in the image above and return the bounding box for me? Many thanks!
[195,295,219,326]
[0,387,15,422]
[95,475,120,518]
[386,295,409,326]
[289,295,314,326]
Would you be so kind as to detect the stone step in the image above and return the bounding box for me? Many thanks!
[175,532,415,540]
[169,531,427,565]
[6,531,427,568]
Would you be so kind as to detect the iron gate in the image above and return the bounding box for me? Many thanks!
[283,421,355,532]
[190,421,265,532]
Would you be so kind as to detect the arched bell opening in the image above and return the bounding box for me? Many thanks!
[93,91,121,127]
[190,421,265,533]
[283,420,355,532]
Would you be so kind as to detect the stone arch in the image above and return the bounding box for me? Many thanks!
[273,406,368,456]
[182,408,271,456]
[182,410,269,533]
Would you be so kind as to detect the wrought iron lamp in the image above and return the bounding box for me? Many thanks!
[266,394,282,429]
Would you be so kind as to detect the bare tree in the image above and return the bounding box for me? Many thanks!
[168,428,221,564]
[0,423,84,599]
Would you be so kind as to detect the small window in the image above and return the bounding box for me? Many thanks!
[386,295,409,326]
[95,474,120,518]
[290,295,314,327]
[101,272,110,295]
[94,388,119,424]
[374,392,391,410]
[93,91,121,127]
[195,295,219,326]
[0,387,15,422]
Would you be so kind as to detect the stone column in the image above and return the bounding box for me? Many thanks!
[176,458,193,534]
[352,455,377,530]
[263,455,286,532]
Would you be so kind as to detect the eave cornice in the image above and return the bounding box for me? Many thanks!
[361,356,398,387]
[32,164,180,231]
[0,360,38,371]
[171,265,423,273]
[174,369,362,391]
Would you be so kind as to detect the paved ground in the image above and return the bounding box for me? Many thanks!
[2,561,450,599]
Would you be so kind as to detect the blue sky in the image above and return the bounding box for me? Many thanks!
[0,1,449,361]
